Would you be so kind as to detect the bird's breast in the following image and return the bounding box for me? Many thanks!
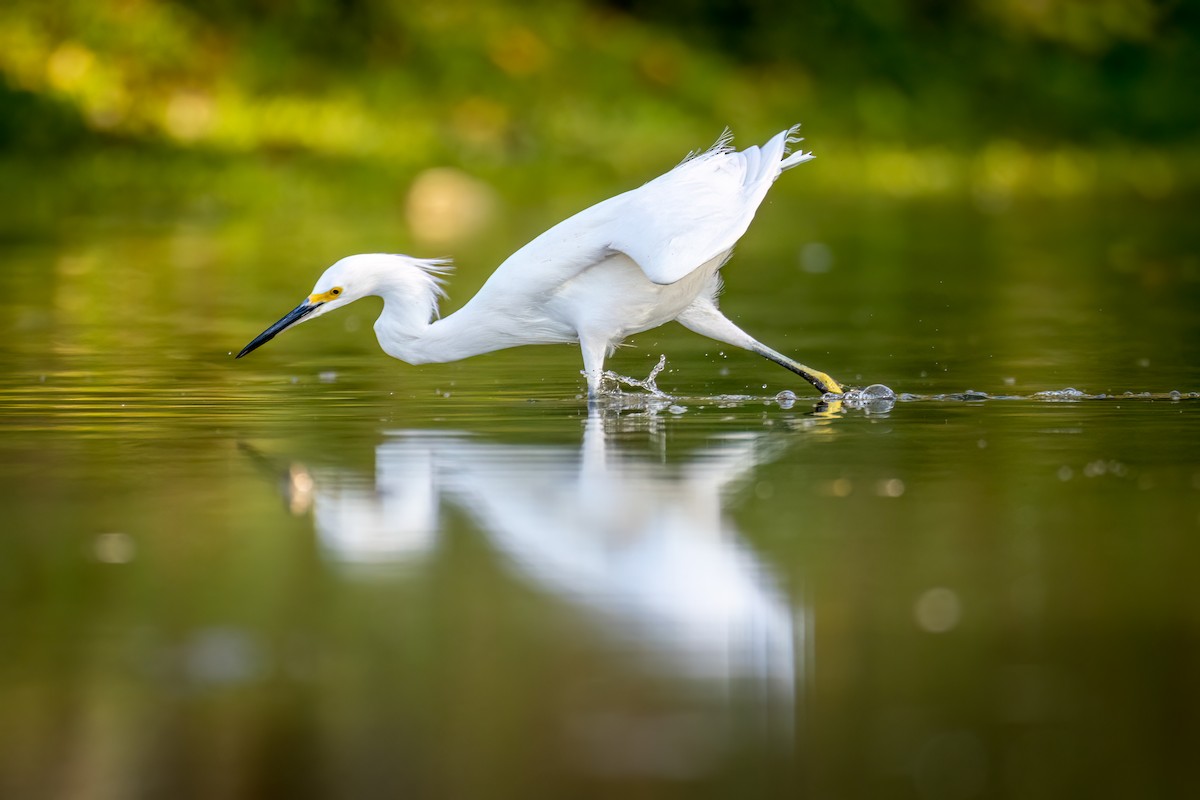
[548,252,720,344]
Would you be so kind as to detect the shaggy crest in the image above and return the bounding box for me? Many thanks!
[404,256,454,314]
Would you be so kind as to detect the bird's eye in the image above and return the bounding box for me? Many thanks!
[330,287,342,296]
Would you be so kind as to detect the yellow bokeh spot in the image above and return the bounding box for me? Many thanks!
[406,168,497,245]
[487,27,549,76]
[46,42,95,91]
[164,91,215,142]
[452,96,510,150]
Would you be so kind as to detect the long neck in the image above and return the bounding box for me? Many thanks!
[374,284,506,366]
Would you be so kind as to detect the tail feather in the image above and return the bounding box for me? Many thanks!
[780,149,815,170]
[780,124,814,170]
[679,127,735,166]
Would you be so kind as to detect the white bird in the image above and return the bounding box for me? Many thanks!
[237,126,844,397]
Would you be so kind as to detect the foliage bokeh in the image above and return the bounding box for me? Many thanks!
[1,0,1196,194]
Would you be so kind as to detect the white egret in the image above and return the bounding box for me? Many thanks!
[237,126,844,396]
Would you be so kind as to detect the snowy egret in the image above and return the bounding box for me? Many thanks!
[237,126,844,397]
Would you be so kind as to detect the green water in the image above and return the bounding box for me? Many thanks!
[1,163,1198,798]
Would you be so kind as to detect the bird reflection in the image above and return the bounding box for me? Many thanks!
[266,409,821,764]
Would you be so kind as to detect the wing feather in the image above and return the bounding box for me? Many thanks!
[610,127,812,285]
[471,127,814,303]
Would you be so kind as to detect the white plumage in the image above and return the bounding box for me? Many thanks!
[238,126,843,397]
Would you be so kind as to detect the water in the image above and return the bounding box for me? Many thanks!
[1,164,1199,798]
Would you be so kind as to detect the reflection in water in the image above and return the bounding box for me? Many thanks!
[300,412,812,771]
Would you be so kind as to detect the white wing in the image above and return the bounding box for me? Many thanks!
[611,127,813,284]
[470,127,813,304]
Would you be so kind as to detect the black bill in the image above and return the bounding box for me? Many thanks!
[236,299,321,358]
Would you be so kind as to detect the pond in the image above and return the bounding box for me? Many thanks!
[1,158,1198,799]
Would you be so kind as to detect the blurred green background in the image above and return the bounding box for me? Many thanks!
[3,0,1196,393]
[2,0,1196,192]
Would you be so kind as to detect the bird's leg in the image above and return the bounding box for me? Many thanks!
[579,335,609,399]
[749,341,844,395]
[676,300,844,395]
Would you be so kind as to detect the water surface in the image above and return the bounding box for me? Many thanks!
[1,176,1198,798]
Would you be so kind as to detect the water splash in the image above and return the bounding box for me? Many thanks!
[602,354,670,398]
[1030,387,1088,401]
[836,383,897,404]
[592,358,1196,413]
[824,383,898,415]
[774,390,798,409]
[896,388,1198,403]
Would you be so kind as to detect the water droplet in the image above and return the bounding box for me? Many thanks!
[93,532,135,564]
[914,588,961,633]
[862,383,896,399]
[183,628,265,686]
[820,478,853,497]
[799,241,834,273]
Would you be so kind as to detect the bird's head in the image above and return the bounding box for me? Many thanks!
[237,254,450,359]
[236,256,368,359]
